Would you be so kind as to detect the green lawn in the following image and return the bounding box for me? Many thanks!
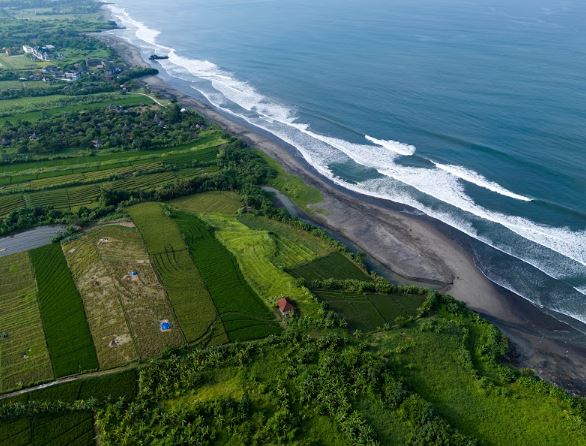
[128,203,224,345]
[29,244,98,377]
[173,211,280,342]
[200,213,322,317]
[0,253,53,392]
[288,252,371,281]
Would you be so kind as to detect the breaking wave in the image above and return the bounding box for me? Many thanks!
[365,135,416,156]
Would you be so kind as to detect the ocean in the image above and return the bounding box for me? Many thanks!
[104,0,586,329]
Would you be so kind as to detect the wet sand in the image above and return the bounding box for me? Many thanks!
[99,33,586,394]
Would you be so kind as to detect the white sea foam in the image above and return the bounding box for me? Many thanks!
[106,5,162,46]
[104,2,586,321]
[433,162,532,201]
[365,135,416,156]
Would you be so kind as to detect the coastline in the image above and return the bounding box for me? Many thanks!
[99,33,586,394]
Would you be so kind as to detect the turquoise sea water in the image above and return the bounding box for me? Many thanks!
[106,0,586,327]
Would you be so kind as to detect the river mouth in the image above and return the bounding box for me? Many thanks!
[0,226,67,257]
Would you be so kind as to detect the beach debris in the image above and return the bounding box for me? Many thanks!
[160,320,172,332]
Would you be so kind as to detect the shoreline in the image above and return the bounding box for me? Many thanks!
[99,32,586,394]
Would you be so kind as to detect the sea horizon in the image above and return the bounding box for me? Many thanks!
[104,0,586,330]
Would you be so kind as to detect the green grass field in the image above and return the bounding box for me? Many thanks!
[200,214,322,317]
[0,55,43,71]
[174,211,280,342]
[170,191,242,215]
[288,252,371,281]
[376,317,586,446]
[128,203,224,345]
[0,253,52,392]
[29,244,98,377]
[315,289,425,331]
[258,152,323,212]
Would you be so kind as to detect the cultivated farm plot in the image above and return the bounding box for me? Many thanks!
[315,290,425,331]
[0,411,95,446]
[200,214,322,317]
[288,252,371,282]
[0,55,41,71]
[128,203,224,345]
[238,214,334,269]
[0,195,25,217]
[0,253,52,392]
[29,244,98,377]
[0,80,47,91]
[174,212,280,342]
[171,191,242,215]
[64,225,184,366]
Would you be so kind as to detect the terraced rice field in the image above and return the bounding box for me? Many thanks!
[200,214,322,317]
[0,253,52,392]
[129,203,224,345]
[238,215,334,269]
[287,252,371,282]
[0,195,25,217]
[64,225,184,367]
[29,244,98,377]
[174,212,280,341]
[171,191,242,215]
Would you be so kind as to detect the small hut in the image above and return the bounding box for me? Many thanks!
[276,297,295,317]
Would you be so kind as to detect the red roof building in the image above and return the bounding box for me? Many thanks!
[277,297,295,316]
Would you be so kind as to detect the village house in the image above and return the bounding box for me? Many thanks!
[276,297,295,317]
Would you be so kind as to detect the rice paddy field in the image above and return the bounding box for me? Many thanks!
[0,253,52,392]
[288,252,371,281]
[173,211,280,342]
[0,130,226,217]
[128,203,224,345]
[0,411,95,446]
[170,191,242,215]
[0,369,138,446]
[0,80,48,91]
[200,213,322,317]
[238,214,334,269]
[64,225,184,367]
[29,244,98,377]
[314,289,425,331]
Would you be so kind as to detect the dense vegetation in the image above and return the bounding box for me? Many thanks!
[0,104,205,154]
